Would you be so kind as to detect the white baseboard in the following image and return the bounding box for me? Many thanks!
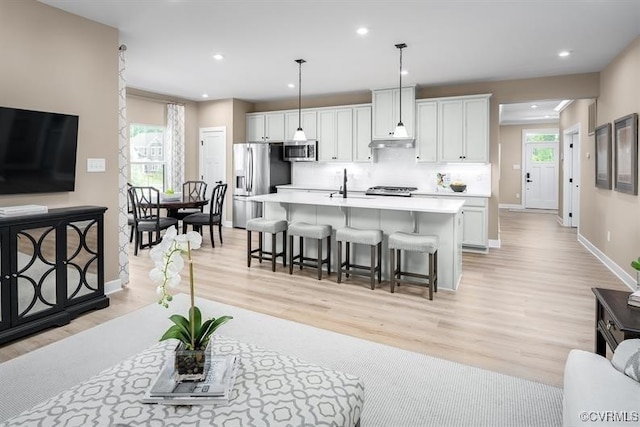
[577,232,635,291]
[223,220,232,228]
[488,239,501,249]
[105,279,123,295]
[499,203,523,210]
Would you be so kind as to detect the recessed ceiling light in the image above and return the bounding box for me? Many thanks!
[558,50,571,57]
[288,83,295,88]
[356,27,368,35]
[530,104,538,109]
[202,93,209,98]
[401,70,408,75]
[213,54,224,60]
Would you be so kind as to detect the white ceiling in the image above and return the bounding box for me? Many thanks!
[39,0,640,116]
[499,100,566,125]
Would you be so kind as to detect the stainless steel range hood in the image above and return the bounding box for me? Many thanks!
[368,138,415,149]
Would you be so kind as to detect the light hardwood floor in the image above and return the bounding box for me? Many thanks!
[0,209,628,387]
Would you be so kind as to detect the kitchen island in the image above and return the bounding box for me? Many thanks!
[249,192,464,290]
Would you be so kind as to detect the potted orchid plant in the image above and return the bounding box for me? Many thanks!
[150,226,232,380]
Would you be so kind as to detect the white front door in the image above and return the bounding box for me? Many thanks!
[199,127,226,215]
[524,142,559,209]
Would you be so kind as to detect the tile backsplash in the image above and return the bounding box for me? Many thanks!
[292,148,491,194]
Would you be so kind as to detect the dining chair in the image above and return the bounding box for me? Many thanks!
[173,181,208,221]
[128,186,179,255]
[127,183,135,243]
[182,183,228,247]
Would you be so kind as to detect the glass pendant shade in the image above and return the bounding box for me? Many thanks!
[292,128,307,142]
[393,123,408,138]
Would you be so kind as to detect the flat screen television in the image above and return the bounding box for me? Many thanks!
[0,106,79,195]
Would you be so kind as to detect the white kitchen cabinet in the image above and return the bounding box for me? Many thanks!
[285,110,317,141]
[317,108,353,162]
[372,86,415,139]
[415,100,438,163]
[353,106,372,162]
[437,95,489,162]
[414,194,488,249]
[246,112,285,142]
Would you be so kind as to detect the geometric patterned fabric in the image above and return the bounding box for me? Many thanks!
[2,336,364,426]
[166,103,185,192]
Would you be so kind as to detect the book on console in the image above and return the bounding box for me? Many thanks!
[0,205,48,217]
[143,354,238,405]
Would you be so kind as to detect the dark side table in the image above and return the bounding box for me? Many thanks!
[592,287,640,356]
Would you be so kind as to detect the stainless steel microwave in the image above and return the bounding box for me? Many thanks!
[283,140,317,162]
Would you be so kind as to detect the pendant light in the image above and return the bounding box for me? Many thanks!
[292,59,307,142]
[392,43,408,138]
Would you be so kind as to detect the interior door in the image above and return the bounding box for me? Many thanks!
[524,142,559,209]
[569,133,580,227]
[199,127,226,215]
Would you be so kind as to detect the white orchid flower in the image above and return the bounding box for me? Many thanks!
[153,227,202,309]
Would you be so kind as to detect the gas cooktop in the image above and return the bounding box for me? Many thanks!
[365,186,418,197]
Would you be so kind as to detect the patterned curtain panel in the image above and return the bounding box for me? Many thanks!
[118,44,129,285]
[166,103,185,191]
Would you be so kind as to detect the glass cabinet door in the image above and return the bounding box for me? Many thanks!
[13,225,60,324]
[65,219,101,304]
[0,230,8,331]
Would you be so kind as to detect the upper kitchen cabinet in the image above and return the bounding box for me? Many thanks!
[437,94,490,162]
[317,108,353,162]
[372,86,416,139]
[246,112,285,142]
[285,110,317,141]
[415,100,438,163]
[353,105,372,162]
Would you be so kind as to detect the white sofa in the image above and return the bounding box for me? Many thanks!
[563,339,640,426]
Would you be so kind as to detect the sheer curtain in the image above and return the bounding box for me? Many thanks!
[118,44,129,285]
[166,103,185,191]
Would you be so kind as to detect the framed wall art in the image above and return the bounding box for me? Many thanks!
[595,123,612,189]
[614,113,638,195]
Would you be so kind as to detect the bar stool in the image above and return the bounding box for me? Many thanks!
[288,222,332,280]
[388,232,439,300]
[246,218,288,272]
[336,227,383,290]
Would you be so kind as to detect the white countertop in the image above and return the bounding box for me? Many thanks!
[276,184,490,198]
[249,192,465,214]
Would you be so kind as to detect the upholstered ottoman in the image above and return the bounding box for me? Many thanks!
[3,336,365,426]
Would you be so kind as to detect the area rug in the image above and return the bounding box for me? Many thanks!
[0,294,562,426]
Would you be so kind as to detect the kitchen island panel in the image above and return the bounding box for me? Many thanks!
[257,194,462,290]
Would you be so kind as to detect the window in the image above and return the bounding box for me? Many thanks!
[524,131,559,143]
[129,124,166,190]
[531,147,555,163]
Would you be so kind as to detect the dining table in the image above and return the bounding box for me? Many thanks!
[156,196,209,218]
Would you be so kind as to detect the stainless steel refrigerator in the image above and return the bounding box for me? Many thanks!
[232,143,291,228]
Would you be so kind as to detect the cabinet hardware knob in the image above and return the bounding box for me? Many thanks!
[12,273,17,278]
[606,320,614,330]
[3,275,9,280]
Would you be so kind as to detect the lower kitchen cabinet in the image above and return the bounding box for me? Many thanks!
[414,194,488,249]
[0,206,109,345]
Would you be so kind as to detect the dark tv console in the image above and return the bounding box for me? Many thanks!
[0,206,109,345]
